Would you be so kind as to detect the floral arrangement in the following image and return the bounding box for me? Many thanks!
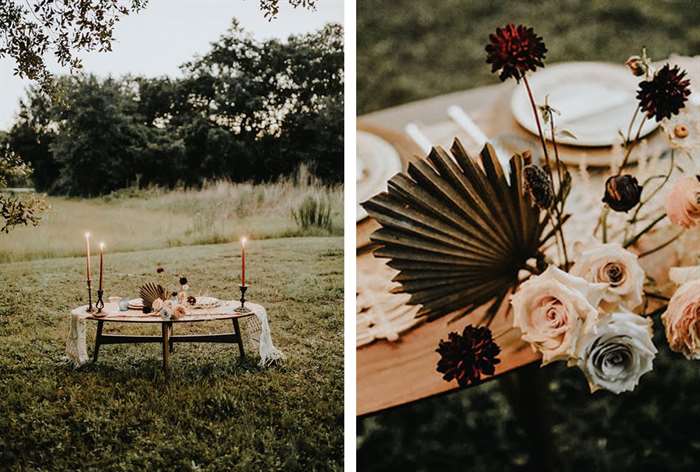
[363,23,700,394]
[141,267,196,320]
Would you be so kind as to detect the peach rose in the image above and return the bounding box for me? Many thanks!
[665,176,700,229]
[570,243,645,311]
[511,266,606,365]
[661,279,700,359]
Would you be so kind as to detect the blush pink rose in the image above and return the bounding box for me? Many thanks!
[570,243,645,311]
[661,279,700,359]
[665,176,700,229]
[511,266,606,365]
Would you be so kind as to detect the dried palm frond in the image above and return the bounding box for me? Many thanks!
[139,282,167,309]
[361,140,549,323]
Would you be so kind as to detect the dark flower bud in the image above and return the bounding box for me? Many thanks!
[523,164,554,210]
[179,276,188,286]
[603,175,643,212]
[625,55,647,77]
[187,295,197,305]
[171,291,178,298]
[156,267,164,273]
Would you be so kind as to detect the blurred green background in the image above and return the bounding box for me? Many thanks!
[358,0,700,114]
[357,0,700,470]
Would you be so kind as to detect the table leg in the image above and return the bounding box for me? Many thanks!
[162,322,171,379]
[169,324,175,354]
[232,318,245,360]
[93,320,104,363]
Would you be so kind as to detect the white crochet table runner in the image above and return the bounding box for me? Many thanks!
[66,301,285,368]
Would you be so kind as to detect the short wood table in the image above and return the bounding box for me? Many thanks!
[71,301,259,377]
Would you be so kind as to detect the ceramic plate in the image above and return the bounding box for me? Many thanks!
[511,62,659,147]
[357,130,403,221]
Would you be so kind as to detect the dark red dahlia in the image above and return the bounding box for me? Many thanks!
[436,325,501,388]
[485,24,547,82]
[637,64,691,122]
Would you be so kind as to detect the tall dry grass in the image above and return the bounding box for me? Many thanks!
[0,172,343,263]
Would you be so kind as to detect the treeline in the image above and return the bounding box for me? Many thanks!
[3,21,343,197]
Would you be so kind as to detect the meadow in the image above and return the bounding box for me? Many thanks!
[0,175,343,263]
[0,237,344,470]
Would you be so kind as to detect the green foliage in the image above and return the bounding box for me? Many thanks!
[259,0,317,19]
[0,0,147,88]
[0,131,45,232]
[0,237,343,470]
[6,21,344,196]
[292,195,333,231]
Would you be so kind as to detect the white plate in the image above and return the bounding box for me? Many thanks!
[511,62,659,147]
[189,296,221,309]
[357,131,403,221]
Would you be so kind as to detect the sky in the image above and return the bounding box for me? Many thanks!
[0,0,344,130]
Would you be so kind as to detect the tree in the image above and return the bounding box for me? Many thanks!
[259,0,317,19]
[7,21,344,196]
[0,133,45,232]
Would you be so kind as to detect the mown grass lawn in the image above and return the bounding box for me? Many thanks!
[0,237,343,470]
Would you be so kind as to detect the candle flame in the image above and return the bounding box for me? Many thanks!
[99,242,105,250]
[85,232,90,239]
[241,236,247,246]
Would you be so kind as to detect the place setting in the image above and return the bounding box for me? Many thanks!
[357,23,700,415]
[67,233,284,377]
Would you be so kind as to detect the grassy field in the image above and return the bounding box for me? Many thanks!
[358,0,700,114]
[358,0,700,470]
[0,178,343,263]
[0,237,343,470]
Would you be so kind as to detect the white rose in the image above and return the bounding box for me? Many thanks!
[511,266,606,365]
[572,311,656,394]
[570,243,645,311]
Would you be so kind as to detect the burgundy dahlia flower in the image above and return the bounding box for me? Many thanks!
[637,64,691,122]
[485,24,547,82]
[436,325,501,387]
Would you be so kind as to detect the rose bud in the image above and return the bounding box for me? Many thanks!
[179,276,188,286]
[625,55,647,77]
[602,175,643,212]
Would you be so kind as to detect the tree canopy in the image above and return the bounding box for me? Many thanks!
[6,21,344,197]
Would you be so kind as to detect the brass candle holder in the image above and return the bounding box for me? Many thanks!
[235,284,251,313]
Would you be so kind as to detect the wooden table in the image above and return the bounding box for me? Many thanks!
[356,76,671,416]
[71,302,258,378]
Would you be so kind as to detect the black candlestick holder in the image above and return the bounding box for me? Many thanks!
[96,289,105,313]
[235,284,251,313]
[87,279,95,313]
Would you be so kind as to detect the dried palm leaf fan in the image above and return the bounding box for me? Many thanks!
[361,140,548,323]
[139,282,167,309]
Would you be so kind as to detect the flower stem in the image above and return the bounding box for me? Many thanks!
[523,75,550,169]
[616,113,647,175]
[624,212,667,248]
[601,206,610,243]
[643,291,671,302]
[637,231,684,258]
